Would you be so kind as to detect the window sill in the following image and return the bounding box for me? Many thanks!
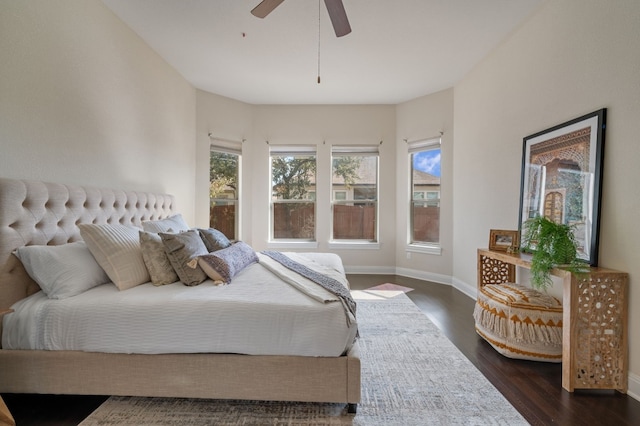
[267,241,318,250]
[328,241,380,250]
[406,244,442,255]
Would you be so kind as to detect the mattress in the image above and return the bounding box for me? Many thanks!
[2,253,357,357]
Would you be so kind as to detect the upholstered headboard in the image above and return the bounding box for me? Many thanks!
[0,178,176,310]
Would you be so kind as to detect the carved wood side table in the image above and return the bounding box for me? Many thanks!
[477,249,628,393]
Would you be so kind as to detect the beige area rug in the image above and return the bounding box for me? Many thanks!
[80,291,528,426]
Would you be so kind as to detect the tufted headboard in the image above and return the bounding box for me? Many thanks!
[0,178,177,311]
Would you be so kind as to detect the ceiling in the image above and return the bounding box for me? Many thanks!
[101,0,543,105]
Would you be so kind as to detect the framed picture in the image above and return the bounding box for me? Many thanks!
[518,109,606,266]
[489,229,519,252]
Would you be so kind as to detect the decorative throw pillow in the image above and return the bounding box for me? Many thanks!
[198,228,232,252]
[139,231,179,285]
[159,230,208,286]
[14,241,110,299]
[141,214,190,233]
[198,241,258,284]
[79,223,150,291]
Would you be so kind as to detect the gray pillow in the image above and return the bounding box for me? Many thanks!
[139,231,179,285]
[198,242,258,284]
[159,230,208,286]
[142,214,190,233]
[198,228,232,252]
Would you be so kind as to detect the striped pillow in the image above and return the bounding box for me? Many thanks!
[79,223,150,290]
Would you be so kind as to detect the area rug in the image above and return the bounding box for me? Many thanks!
[80,291,528,426]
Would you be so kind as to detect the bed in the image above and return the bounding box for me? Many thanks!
[0,178,360,413]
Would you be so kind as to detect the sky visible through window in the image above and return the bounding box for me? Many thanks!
[413,149,441,177]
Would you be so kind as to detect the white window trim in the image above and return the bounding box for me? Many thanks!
[269,146,317,242]
[329,241,380,250]
[210,143,241,240]
[408,136,441,249]
[330,145,379,243]
[406,243,442,255]
[267,241,319,249]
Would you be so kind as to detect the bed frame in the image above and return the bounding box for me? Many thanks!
[0,178,360,412]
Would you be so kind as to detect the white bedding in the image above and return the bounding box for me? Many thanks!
[2,252,357,357]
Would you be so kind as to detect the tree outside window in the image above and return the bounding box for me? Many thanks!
[271,151,317,240]
[210,149,239,240]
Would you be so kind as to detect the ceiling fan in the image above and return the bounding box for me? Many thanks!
[251,0,352,37]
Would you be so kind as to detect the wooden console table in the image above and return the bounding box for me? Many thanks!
[477,249,629,393]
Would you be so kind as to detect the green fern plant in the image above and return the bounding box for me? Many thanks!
[521,215,584,291]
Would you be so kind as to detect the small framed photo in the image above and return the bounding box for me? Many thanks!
[489,229,519,252]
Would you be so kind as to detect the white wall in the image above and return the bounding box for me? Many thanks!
[195,101,398,269]
[0,0,196,222]
[395,89,454,284]
[0,0,450,277]
[195,91,254,234]
[9,0,639,398]
[251,105,396,270]
[453,0,640,395]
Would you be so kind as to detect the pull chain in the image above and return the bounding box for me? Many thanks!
[317,0,321,84]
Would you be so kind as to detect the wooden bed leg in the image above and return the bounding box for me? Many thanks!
[0,396,15,426]
[347,403,357,414]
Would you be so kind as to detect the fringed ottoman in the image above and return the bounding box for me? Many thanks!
[473,283,563,362]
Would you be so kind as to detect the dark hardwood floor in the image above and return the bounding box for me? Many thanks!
[349,275,640,426]
[3,274,639,425]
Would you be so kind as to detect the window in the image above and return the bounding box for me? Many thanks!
[209,143,241,240]
[409,137,441,245]
[425,191,440,207]
[331,146,378,241]
[334,190,347,201]
[270,146,316,241]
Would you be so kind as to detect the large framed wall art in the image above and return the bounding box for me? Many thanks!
[518,109,606,266]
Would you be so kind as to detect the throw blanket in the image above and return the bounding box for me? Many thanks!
[259,251,357,331]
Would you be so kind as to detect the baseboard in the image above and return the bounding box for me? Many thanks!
[451,277,476,299]
[345,266,452,287]
[345,266,472,297]
[343,265,396,275]
[394,267,451,286]
[628,372,640,402]
[343,265,490,300]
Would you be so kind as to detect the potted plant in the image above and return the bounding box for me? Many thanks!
[521,215,584,291]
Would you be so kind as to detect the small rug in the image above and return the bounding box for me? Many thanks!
[364,282,414,294]
[80,292,528,426]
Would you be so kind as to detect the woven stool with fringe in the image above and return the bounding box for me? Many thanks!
[473,282,563,362]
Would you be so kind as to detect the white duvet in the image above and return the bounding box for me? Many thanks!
[2,253,357,357]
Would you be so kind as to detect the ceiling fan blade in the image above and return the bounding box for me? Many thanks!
[251,0,285,18]
[324,0,351,37]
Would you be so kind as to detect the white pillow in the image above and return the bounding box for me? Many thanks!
[79,223,150,291]
[141,214,189,233]
[14,241,110,299]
